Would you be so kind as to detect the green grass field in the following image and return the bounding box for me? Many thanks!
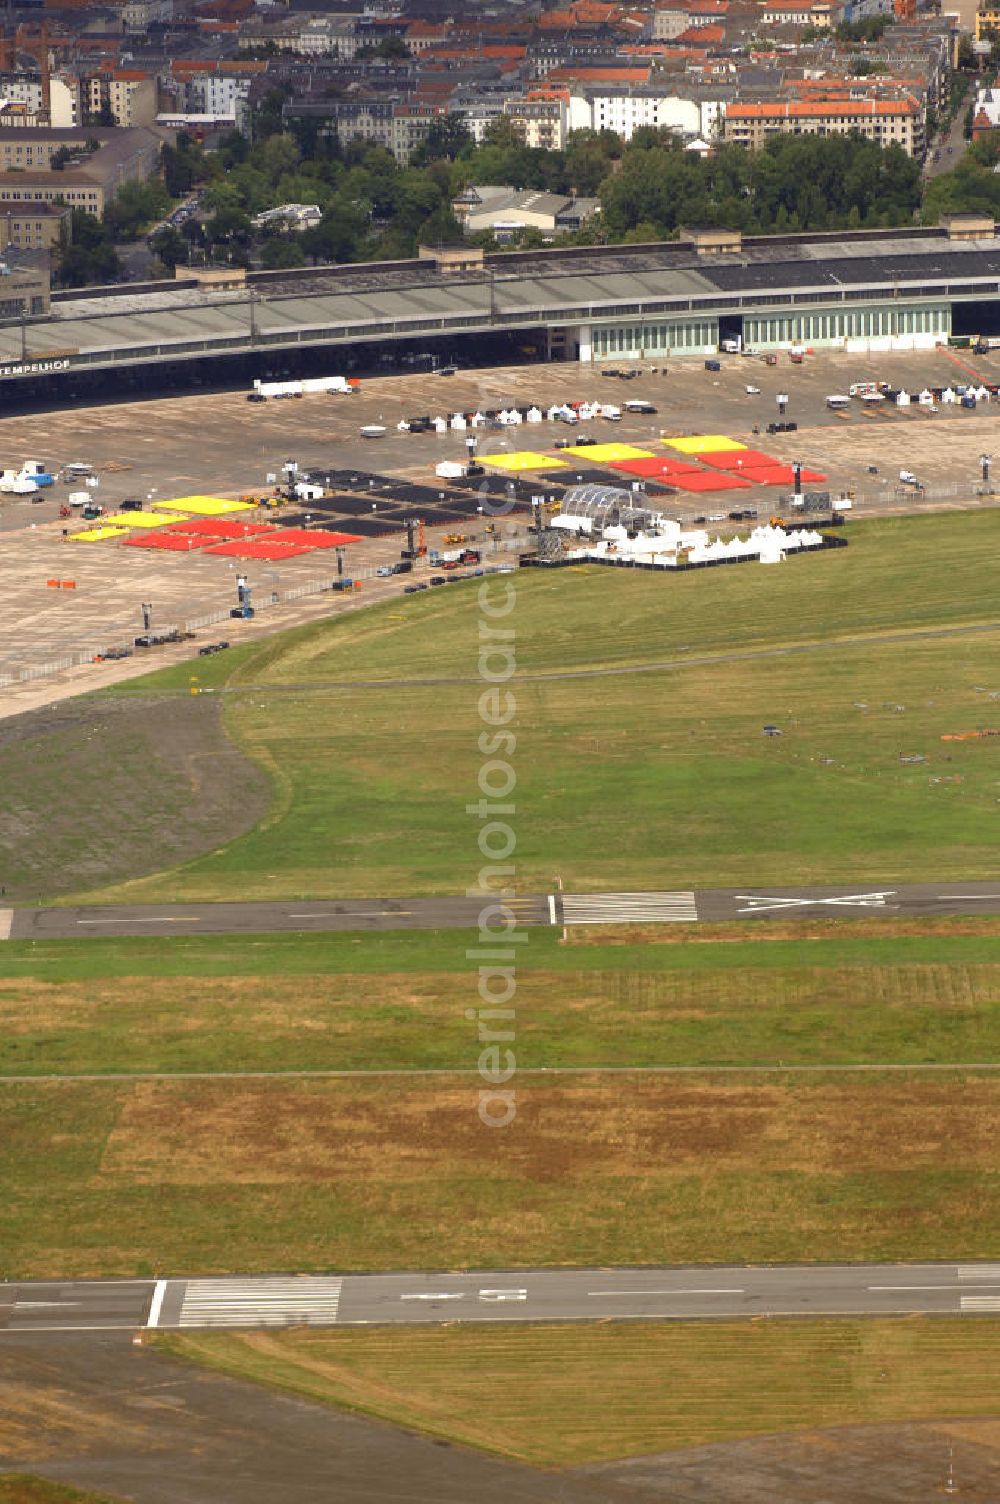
[71,510,1000,903]
[154,1318,1000,1467]
[2,934,999,1074]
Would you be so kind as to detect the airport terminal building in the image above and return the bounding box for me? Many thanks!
[4,215,1000,401]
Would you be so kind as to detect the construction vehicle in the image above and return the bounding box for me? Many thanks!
[444,532,466,545]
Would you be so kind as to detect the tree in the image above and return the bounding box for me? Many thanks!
[104,179,171,241]
[414,113,473,164]
[301,199,370,262]
[254,86,292,143]
[149,224,188,270]
[259,132,300,185]
[54,210,121,287]
[206,205,253,247]
[260,236,306,268]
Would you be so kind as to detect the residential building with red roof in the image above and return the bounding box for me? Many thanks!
[723,95,924,154]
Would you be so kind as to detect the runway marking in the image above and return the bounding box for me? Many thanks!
[15,1301,81,1309]
[177,1276,343,1328]
[287,911,412,919]
[547,894,557,924]
[0,910,12,940]
[938,895,1000,901]
[146,1279,167,1329]
[958,1265,1000,1278]
[736,891,896,913]
[868,1284,1000,1291]
[77,917,202,926]
[561,891,697,925]
[479,1289,527,1302]
[961,1296,1000,1311]
[589,1288,745,1297]
[400,1292,465,1302]
[0,1323,148,1334]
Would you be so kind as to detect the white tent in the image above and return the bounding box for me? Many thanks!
[917,389,934,406]
[450,413,467,431]
[433,417,448,433]
[526,406,543,423]
[896,390,910,407]
[941,386,956,404]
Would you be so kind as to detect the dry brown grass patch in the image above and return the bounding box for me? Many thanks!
[95,1075,1000,1186]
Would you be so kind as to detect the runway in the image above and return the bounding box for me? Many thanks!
[3,1264,999,1336]
[6,881,1000,939]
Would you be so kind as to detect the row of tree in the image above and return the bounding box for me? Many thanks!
[52,101,962,287]
[138,117,927,276]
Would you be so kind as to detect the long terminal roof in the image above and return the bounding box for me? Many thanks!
[6,230,1000,375]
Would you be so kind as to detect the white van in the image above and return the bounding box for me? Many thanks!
[826,394,850,410]
[624,399,657,414]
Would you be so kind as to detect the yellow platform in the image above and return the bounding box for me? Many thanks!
[154,495,254,515]
[663,435,747,455]
[485,452,569,472]
[562,443,655,463]
[70,526,130,542]
[102,511,190,528]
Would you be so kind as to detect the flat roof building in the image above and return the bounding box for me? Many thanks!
[2,224,1000,388]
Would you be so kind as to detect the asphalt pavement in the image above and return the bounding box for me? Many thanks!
[6,881,1000,940]
[3,1263,1000,1337]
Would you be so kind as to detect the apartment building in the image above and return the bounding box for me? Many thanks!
[86,70,157,128]
[0,247,50,319]
[975,5,1000,41]
[0,200,71,252]
[239,14,361,57]
[723,97,924,155]
[0,126,161,217]
[758,0,833,25]
[0,74,81,129]
[506,95,568,148]
[568,86,725,140]
[173,62,266,120]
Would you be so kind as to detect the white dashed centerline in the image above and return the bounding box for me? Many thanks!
[77,917,202,926]
[589,1288,745,1298]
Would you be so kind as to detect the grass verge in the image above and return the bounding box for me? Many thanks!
[152,1317,1000,1467]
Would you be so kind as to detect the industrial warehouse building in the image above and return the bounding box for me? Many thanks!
[3,215,1000,397]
